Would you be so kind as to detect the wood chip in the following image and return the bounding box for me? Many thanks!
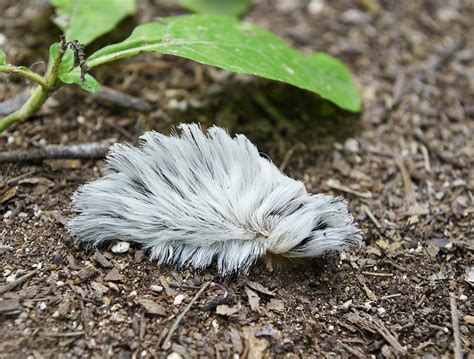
[103,267,123,282]
[75,264,98,283]
[267,299,285,312]
[216,304,240,316]
[0,299,20,313]
[93,251,113,268]
[138,299,167,316]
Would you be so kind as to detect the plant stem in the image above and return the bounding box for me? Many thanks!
[0,64,49,88]
[0,39,67,132]
[0,85,48,132]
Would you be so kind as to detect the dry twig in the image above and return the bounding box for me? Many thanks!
[449,292,463,359]
[362,205,382,229]
[326,179,372,199]
[393,155,416,205]
[161,281,210,350]
[0,139,116,163]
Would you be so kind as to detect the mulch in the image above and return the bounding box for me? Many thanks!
[1,0,472,358]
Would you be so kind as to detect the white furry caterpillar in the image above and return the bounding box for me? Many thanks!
[69,123,362,274]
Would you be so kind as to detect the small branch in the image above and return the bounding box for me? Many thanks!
[449,292,463,359]
[0,139,116,163]
[362,205,382,229]
[393,155,416,205]
[326,178,373,199]
[161,281,210,350]
[0,64,49,89]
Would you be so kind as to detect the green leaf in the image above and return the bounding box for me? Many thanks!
[60,72,101,93]
[0,49,5,65]
[49,43,100,92]
[87,15,360,112]
[50,0,137,45]
[49,43,75,75]
[177,0,251,16]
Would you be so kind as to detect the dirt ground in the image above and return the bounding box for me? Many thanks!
[1,0,473,358]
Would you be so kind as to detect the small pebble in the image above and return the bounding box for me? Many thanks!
[173,294,184,305]
[111,241,130,253]
[150,285,163,292]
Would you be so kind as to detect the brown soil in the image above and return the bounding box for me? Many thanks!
[1,0,473,358]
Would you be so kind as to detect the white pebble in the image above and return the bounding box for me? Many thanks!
[173,294,184,305]
[111,241,130,253]
[150,285,163,293]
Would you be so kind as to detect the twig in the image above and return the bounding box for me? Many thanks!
[355,274,378,302]
[419,144,431,172]
[326,179,372,199]
[393,155,416,205]
[380,293,402,300]
[161,281,210,350]
[362,205,382,229]
[0,139,116,163]
[279,144,302,171]
[449,292,463,359]
[40,331,85,338]
[0,269,39,294]
[91,86,151,112]
[361,271,393,277]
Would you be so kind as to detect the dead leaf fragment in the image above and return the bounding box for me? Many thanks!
[245,281,276,297]
[244,286,260,312]
[465,267,474,285]
[104,267,123,282]
[1,186,17,204]
[267,299,285,312]
[138,299,167,316]
[229,327,243,354]
[463,315,474,324]
[241,326,268,359]
[216,304,240,316]
[255,324,278,337]
[93,251,113,268]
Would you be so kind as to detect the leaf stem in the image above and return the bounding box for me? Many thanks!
[0,39,68,132]
[0,85,49,132]
[0,64,49,89]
